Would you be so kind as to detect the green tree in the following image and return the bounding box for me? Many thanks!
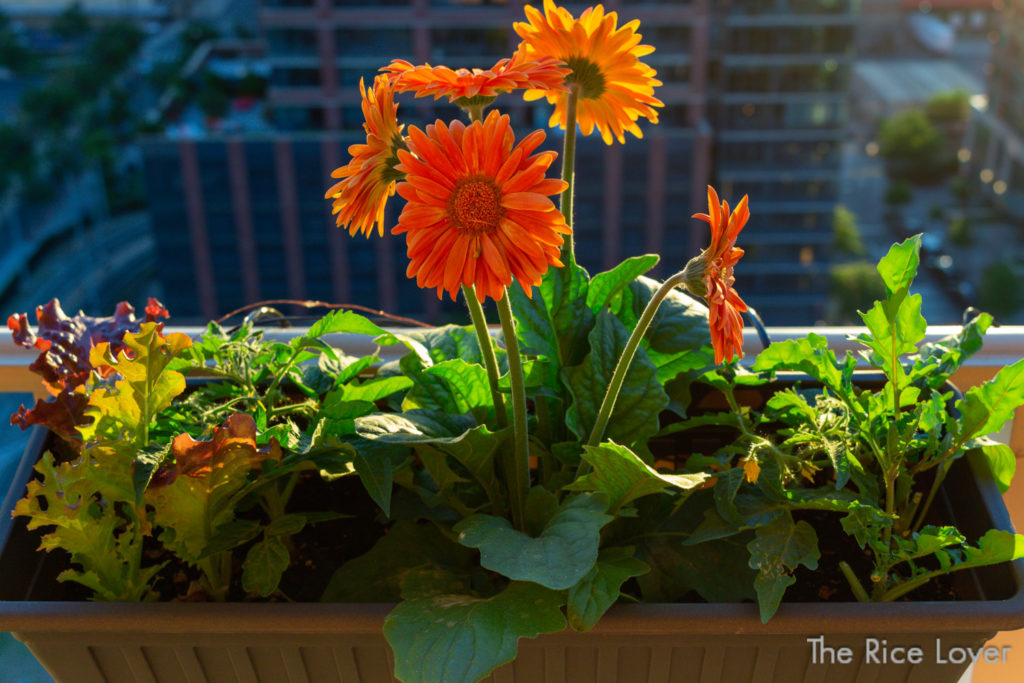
[86,21,144,75]
[833,205,865,256]
[21,81,81,132]
[979,262,1023,319]
[0,123,35,192]
[0,8,34,73]
[878,108,946,180]
[829,261,886,324]
[925,89,969,124]
[51,2,91,41]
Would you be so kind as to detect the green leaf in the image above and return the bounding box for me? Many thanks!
[567,547,648,632]
[422,359,494,421]
[747,517,819,623]
[353,439,398,515]
[955,358,1024,442]
[564,310,669,449]
[586,254,659,313]
[355,410,477,443]
[132,443,169,503]
[510,258,594,367]
[455,494,612,590]
[612,277,716,384]
[968,440,1016,494]
[322,521,476,602]
[384,581,566,683]
[876,235,921,298]
[752,334,853,395]
[340,376,413,403]
[242,535,291,597]
[566,442,708,511]
[305,309,390,340]
[963,529,1024,565]
[200,519,262,558]
[395,324,506,370]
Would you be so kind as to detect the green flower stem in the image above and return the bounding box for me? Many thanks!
[463,284,508,428]
[839,561,871,602]
[559,87,580,259]
[582,271,688,458]
[496,289,529,532]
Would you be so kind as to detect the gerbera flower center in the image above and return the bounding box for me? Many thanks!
[565,56,606,99]
[448,177,504,236]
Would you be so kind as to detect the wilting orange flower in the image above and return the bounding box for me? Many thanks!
[383,53,569,105]
[687,186,749,365]
[392,111,570,303]
[513,1,663,145]
[324,75,407,237]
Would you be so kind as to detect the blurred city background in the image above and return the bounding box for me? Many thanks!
[0,0,1021,332]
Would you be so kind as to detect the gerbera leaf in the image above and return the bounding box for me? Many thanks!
[563,310,669,452]
[586,254,660,313]
[510,257,594,368]
[384,581,566,683]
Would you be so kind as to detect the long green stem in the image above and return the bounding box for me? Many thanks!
[559,87,579,259]
[496,289,528,531]
[463,284,508,428]
[839,561,871,602]
[582,271,688,459]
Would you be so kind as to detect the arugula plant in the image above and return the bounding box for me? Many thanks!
[677,236,1024,621]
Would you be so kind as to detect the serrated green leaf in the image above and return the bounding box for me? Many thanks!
[395,324,507,370]
[422,359,494,421]
[567,547,648,632]
[752,334,852,395]
[968,440,1016,494]
[242,535,291,597]
[955,358,1024,443]
[963,529,1024,565]
[267,513,306,538]
[132,443,169,503]
[384,581,566,683]
[566,441,708,511]
[510,258,594,367]
[455,494,611,590]
[586,254,660,313]
[564,310,669,449]
[747,517,819,622]
[876,235,921,297]
[199,519,262,558]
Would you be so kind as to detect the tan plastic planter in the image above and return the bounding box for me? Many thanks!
[2,431,1023,683]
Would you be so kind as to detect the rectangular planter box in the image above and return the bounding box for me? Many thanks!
[2,425,1023,683]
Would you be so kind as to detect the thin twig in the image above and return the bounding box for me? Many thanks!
[213,299,433,328]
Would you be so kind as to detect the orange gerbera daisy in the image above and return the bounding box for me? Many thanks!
[513,1,663,145]
[324,75,407,237]
[382,53,569,107]
[392,111,570,303]
[685,186,749,365]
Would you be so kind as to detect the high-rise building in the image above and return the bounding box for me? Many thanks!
[143,0,858,325]
[963,0,1024,219]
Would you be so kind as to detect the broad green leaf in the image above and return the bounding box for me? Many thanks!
[955,358,1024,442]
[200,519,262,558]
[566,441,708,511]
[322,521,476,602]
[876,235,921,297]
[355,410,477,443]
[455,494,612,590]
[747,517,819,622]
[968,439,1016,494]
[586,254,659,313]
[567,547,649,632]
[394,324,507,370]
[857,293,927,386]
[564,310,669,449]
[242,535,291,597]
[339,376,414,403]
[422,359,494,420]
[612,277,716,384]
[305,309,390,340]
[353,439,398,515]
[637,528,756,603]
[417,427,505,512]
[132,443,169,503]
[384,581,566,683]
[510,258,594,367]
